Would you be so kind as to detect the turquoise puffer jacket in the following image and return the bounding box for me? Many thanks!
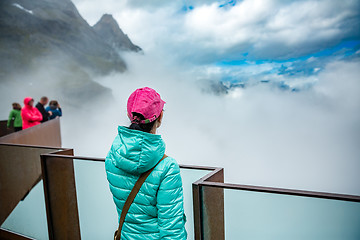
[105,126,187,240]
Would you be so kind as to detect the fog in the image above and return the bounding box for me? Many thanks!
[34,51,356,196]
[1,48,359,196]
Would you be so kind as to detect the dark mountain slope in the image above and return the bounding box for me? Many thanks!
[0,0,142,105]
[0,0,131,76]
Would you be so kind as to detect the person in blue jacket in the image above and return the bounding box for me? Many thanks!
[46,100,62,120]
[105,87,187,239]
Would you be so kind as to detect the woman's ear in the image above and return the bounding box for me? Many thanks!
[157,111,164,128]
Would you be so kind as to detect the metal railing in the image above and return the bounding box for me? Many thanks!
[39,151,223,240]
[193,164,360,240]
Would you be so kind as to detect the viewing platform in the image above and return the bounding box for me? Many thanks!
[1,119,359,240]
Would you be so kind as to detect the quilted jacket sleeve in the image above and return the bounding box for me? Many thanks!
[156,158,187,239]
[7,110,14,127]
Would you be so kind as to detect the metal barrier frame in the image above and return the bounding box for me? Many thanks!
[0,229,35,240]
[40,152,225,240]
[40,152,360,240]
[192,168,360,240]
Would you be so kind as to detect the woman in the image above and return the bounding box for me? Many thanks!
[7,103,22,131]
[46,100,62,120]
[105,87,187,239]
[21,97,42,130]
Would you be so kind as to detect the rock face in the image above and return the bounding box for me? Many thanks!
[0,0,142,105]
[93,14,142,53]
[0,0,142,76]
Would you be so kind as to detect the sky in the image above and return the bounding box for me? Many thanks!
[72,0,360,90]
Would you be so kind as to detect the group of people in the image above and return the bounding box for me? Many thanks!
[7,96,62,131]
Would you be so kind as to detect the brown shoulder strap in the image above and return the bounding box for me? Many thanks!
[115,154,167,240]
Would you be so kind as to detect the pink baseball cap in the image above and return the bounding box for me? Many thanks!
[127,87,165,124]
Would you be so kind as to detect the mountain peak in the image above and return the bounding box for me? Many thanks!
[96,14,118,27]
[93,14,142,52]
[99,13,115,21]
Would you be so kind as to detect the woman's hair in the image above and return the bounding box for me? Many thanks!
[129,113,157,133]
[12,103,21,110]
[49,100,58,107]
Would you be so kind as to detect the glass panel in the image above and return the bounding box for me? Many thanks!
[181,168,211,240]
[1,180,49,240]
[73,160,116,240]
[222,188,360,240]
[73,159,210,240]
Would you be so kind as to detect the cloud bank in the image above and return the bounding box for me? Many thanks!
[72,0,360,90]
[73,0,360,63]
[57,51,360,195]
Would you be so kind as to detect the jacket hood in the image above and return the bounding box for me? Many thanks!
[23,97,33,106]
[110,126,165,174]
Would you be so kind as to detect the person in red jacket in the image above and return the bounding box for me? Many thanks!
[21,97,43,130]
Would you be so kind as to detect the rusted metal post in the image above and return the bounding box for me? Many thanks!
[192,183,202,240]
[202,169,225,240]
[41,149,81,240]
[192,168,225,240]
